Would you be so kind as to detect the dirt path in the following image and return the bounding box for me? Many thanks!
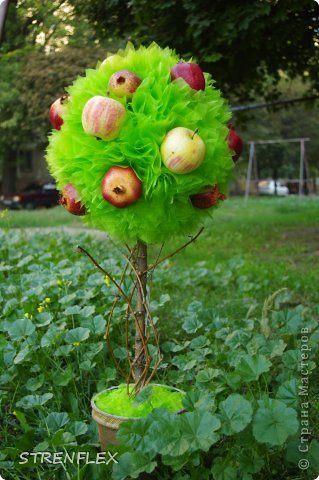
[0,227,109,239]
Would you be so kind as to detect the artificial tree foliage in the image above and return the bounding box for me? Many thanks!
[46,43,233,393]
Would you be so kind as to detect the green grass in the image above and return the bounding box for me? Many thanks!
[2,196,318,315]
[1,196,318,479]
[0,205,82,229]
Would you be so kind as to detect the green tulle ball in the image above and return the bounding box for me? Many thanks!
[46,43,233,244]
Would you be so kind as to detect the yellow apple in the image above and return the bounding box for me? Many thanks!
[160,127,206,174]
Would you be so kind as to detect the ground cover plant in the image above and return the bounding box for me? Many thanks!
[0,197,318,479]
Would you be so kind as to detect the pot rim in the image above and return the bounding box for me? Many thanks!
[91,383,184,420]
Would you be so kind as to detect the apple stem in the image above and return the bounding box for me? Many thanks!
[60,94,69,105]
[113,185,126,194]
[191,128,199,140]
[133,240,148,384]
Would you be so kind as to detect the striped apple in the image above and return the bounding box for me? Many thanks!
[82,96,126,140]
[160,127,206,174]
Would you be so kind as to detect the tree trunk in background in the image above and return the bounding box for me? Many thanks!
[1,149,17,194]
[133,240,148,383]
[0,0,10,43]
[273,166,278,196]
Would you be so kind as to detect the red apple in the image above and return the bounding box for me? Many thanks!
[82,96,126,140]
[101,166,142,208]
[49,94,70,130]
[227,123,243,162]
[160,127,206,174]
[107,70,142,99]
[170,62,205,91]
[190,185,226,209]
[59,184,86,215]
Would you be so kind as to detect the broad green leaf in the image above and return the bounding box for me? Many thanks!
[182,391,215,412]
[3,298,18,315]
[7,319,36,340]
[147,409,190,457]
[3,344,16,365]
[0,372,16,385]
[16,393,53,409]
[17,255,34,268]
[212,457,237,480]
[82,315,106,335]
[112,452,157,480]
[276,378,299,408]
[54,345,74,356]
[282,350,299,371]
[14,346,32,364]
[219,394,253,435]
[189,335,209,349]
[79,359,96,370]
[178,410,221,452]
[133,386,153,406]
[34,312,53,327]
[64,327,90,343]
[235,448,264,474]
[49,429,75,446]
[188,300,203,313]
[113,347,127,360]
[59,293,76,304]
[196,368,220,384]
[182,314,203,334]
[80,305,96,317]
[26,375,45,392]
[236,354,272,382]
[53,366,73,387]
[40,325,59,348]
[45,412,70,433]
[85,342,104,360]
[117,417,154,453]
[34,441,50,452]
[222,372,242,390]
[162,452,191,471]
[252,399,298,446]
[225,329,251,349]
[63,305,82,315]
[68,421,88,436]
[159,293,171,304]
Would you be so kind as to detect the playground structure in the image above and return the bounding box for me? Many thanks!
[244,138,311,199]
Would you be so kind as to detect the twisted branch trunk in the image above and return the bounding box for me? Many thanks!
[133,239,148,383]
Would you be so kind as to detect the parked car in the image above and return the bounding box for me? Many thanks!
[0,183,60,209]
[258,180,289,196]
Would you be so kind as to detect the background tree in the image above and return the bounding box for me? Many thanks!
[69,0,319,101]
[232,79,319,189]
[0,0,110,194]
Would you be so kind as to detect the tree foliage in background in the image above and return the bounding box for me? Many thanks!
[233,79,319,179]
[0,0,107,193]
[70,0,319,101]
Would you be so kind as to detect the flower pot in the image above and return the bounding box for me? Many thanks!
[91,384,184,451]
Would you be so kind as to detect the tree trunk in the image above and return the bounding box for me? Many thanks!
[133,239,148,383]
[273,166,278,196]
[1,149,17,195]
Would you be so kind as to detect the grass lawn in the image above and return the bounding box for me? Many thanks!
[1,196,319,479]
[2,196,318,314]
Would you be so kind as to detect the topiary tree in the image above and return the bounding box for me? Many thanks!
[46,43,235,394]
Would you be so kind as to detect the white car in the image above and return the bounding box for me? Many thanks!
[258,180,289,196]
